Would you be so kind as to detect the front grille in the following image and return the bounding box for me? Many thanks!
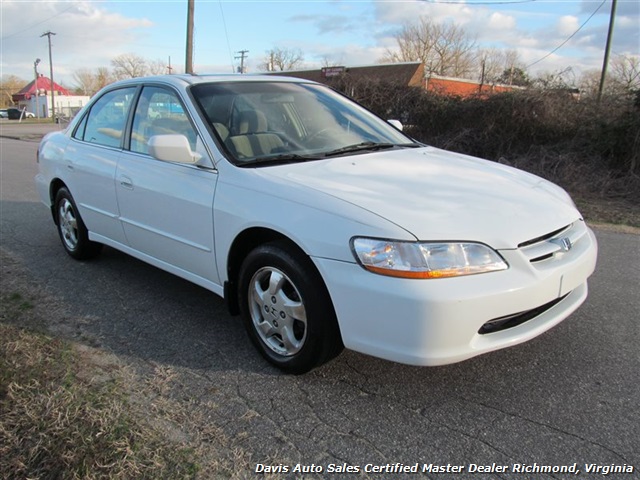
[518,221,588,264]
[518,225,569,248]
[478,294,568,334]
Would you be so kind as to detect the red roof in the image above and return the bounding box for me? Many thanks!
[12,76,71,101]
[271,62,425,88]
[426,75,521,98]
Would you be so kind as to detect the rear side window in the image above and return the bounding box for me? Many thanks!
[74,87,137,148]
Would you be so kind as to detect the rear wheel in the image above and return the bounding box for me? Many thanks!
[238,242,343,374]
[54,187,102,260]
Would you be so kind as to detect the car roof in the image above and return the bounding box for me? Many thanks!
[108,73,317,89]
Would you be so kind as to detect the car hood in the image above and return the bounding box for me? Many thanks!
[259,147,581,249]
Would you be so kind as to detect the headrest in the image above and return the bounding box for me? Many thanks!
[213,122,229,141]
[234,110,267,134]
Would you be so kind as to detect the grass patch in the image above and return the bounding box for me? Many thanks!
[0,250,276,479]
[0,323,200,479]
[5,292,34,312]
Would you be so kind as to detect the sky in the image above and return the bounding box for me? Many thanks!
[1,0,639,87]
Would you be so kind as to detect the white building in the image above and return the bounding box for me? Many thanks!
[12,75,90,119]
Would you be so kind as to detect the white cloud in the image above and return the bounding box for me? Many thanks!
[374,1,475,26]
[557,15,580,36]
[1,1,153,84]
[290,14,356,35]
[488,12,517,31]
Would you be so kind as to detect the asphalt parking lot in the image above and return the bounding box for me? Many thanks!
[1,126,638,479]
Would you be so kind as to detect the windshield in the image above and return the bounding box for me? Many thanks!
[191,81,416,166]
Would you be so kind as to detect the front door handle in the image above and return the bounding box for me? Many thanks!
[119,175,133,189]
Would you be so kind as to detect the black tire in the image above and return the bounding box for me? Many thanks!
[238,241,343,374]
[54,187,103,260]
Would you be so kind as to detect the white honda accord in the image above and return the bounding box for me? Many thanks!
[36,74,598,373]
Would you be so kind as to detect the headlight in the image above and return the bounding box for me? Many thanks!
[351,238,508,279]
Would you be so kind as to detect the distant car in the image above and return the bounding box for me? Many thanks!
[0,109,8,118]
[35,74,598,373]
[7,108,36,119]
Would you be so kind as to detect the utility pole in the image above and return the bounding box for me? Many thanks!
[167,56,173,74]
[185,0,195,74]
[34,59,41,119]
[598,0,618,103]
[235,50,249,74]
[41,31,56,122]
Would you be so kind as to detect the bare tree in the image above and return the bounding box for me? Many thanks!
[578,69,602,97]
[111,53,149,80]
[321,56,342,68]
[610,54,640,93]
[71,67,114,96]
[148,58,169,76]
[380,18,476,78]
[0,75,27,106]
[476,48,504,84]
[95,67,113,91]
[531,68,575,91]
[72,68,99,95]
[259,48,304,72]
[580,54,640,99]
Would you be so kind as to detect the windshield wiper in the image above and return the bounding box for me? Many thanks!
[237,153,323,167]
[323,142,419,158]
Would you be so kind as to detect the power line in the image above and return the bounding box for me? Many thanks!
[218,0,236,73]
[1,5,74,40]
[526,0,606,69]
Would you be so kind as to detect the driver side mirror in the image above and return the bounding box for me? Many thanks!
[387,119,403,131]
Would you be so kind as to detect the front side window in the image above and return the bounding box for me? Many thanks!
[130,86,196,154]
[74,87,136,148]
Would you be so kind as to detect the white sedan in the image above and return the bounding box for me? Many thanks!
[36,74,597,373]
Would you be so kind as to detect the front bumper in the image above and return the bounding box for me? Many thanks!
[312,225,597,366]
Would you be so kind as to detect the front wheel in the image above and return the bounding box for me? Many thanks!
[54,187,102,260]
[238,242,343,374]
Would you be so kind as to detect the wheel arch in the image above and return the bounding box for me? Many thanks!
[224,227,296,314]
[224,227,335,321]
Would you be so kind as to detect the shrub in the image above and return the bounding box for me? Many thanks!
[332,78,639,173]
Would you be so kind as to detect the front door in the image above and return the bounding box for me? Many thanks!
[115,85,220,287]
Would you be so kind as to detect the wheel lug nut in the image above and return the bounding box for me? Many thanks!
[271,296,277,304]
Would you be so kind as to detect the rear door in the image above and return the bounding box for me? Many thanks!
[64,86,137,245]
